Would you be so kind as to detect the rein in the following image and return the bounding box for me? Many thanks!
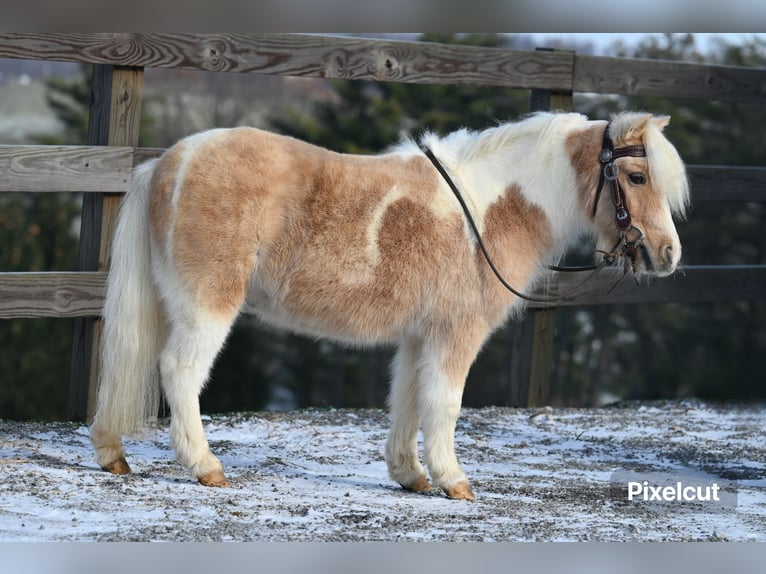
[418,122,648,303]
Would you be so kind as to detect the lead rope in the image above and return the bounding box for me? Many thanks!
[418,143,611,304]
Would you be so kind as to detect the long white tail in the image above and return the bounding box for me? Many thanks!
[91,159,164,437]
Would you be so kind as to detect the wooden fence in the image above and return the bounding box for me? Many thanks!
[0,33,764,419]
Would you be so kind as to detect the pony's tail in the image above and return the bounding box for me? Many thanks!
[91,159,164,439]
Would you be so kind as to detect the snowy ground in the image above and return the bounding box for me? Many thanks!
[0,401,764,542]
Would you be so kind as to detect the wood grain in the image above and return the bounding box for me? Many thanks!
[574,54,766,102]
[0,33,573,90]
[3,149,763,204]
[1,33,762,101]
[68,65,145,423]
[0,145,133,193]
[1,266,762,318]
[0,272,105,318]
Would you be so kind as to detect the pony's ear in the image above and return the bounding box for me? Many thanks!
[652,115,671,131]
[610,112,653,142]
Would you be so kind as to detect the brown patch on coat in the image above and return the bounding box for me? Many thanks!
[169,128,308,317]
[270,150,472,343]
[565,123,603,216]
[478,184,553,322]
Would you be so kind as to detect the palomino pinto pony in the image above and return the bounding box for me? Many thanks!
[90,112,689,500]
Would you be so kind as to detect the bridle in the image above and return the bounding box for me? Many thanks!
[418,122,649,303]
[590,123,647,273]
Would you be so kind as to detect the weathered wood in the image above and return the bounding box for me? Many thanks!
[3,147,764,204]
[2,266,764,319]
[0,33,574,90]
[574,54,766,102]
[528,265,766,308]
[68,65,114,423]
[1,33,762,102]
[69,64,145,423]
[0,272,105,318]
[0,145,133,193]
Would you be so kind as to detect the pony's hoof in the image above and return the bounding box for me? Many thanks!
[102,457,131,475]
[198,470,230,487]
[443,481,475,501]
[402,475,432,493]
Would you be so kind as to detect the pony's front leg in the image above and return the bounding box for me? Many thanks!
[419,326,487,500]
[385,337,431,493]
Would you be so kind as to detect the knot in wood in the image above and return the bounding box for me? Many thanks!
[203,41,226,71]
[376,48,400,80]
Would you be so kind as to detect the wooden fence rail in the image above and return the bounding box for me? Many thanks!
[0,33,764,101]
[3,145,766,201]
[3,266,766,321]
[0,33,764,418]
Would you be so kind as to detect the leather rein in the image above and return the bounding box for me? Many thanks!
[418,122,648,303]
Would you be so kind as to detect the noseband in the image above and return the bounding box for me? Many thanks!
[591,123,647,271]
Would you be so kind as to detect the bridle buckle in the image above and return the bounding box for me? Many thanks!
[603,162,619,182]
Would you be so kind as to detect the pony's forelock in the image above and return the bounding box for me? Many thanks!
[610,112,690,219]
[644,119,691,218]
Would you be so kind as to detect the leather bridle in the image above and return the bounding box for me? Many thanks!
[590,123,648,273]
[419,121,649,303]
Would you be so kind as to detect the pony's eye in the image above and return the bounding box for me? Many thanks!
[629,173,647,185]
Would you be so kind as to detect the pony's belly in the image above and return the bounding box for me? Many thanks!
[243,282,403,345]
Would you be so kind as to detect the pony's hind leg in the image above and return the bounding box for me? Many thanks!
[385,337,431,493]
[159,307,237,487]
[90,426,131,475]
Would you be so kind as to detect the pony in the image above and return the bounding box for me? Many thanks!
[90,111,689,500]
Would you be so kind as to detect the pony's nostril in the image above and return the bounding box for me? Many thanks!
[663,245,674,266]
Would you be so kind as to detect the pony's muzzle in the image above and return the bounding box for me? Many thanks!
[655,243,681,276]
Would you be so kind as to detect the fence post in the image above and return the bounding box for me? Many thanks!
[508,49,573,407]
[68,64,144,422]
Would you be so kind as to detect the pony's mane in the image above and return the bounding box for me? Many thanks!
[410,110,690,218]
[609,112,691,218]
[413,112,589,166]
[465,112,588,163]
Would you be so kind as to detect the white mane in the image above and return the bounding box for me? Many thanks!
[409,111,690,223]
[414,112,589,166]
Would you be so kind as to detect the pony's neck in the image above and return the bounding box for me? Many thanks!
[451,114,597,258]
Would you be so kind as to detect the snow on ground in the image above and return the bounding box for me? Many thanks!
[0,401,764,542]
